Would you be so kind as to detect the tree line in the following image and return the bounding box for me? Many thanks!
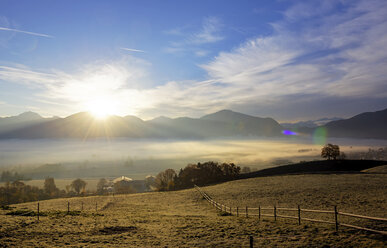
[0,176,154,206]
[0,171,28,182]
[0,178,88,206]
[154,161,241,191]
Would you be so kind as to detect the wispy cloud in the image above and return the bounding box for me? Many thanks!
[0,27,53,38]
[0,65,57,86]
[189,17,224,44]
[120,47,146,53]
[164,16,223,56]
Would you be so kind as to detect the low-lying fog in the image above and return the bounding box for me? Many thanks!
[1,137,386,179]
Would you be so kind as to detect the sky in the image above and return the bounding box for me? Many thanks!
[0,0,386,122]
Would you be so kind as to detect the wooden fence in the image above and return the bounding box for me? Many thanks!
[194,185,387,235]
[4,199,110,221]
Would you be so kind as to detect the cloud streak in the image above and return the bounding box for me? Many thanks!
[120,47,146,53]
[0,27,53,38]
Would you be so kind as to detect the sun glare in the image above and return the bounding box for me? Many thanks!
[86,98,117,119]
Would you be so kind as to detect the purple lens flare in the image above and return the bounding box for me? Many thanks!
[282,130,298,136]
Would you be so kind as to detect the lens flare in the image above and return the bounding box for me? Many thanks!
[282,130,298,136]
[313,127,327,145]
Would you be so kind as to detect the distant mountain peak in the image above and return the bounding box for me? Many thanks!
[214,109,234,114]
[17,111,42,119]
[201,109,261,121]
[149,116,172,123]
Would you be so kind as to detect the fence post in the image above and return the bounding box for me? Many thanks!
[237,207,239,217]
[246,206,248,218]
[67,201,70,214]
[81,202,84,211]
[258,206,261,221]
[250,235,254,248]
[230,206,232,215]
[334,206,338,232]
[298,205,301,225]
[274,205,276,221]
[96,202,98,212]
[37,202,40,221]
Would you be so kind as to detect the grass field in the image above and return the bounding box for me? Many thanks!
[0,173,386,247]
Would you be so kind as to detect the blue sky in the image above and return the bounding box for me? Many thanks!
[0,0,386,121]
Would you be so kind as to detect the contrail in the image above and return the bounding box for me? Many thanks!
[120,47,146,53]
[0,27,53,38]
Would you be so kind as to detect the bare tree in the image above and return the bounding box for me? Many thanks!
[96,178,108,195]
[155,169,176,191]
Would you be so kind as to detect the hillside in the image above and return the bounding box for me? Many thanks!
[239,160,387,179]
[201,109,283,137]
[0,112,57,134]
[323,108,387,139]
[1,173,385,247]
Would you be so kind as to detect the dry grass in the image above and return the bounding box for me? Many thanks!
[362,164,387,173]
[0,173,386,247]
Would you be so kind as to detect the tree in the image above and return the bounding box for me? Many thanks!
[241,166,251,173]
[144,175,156,191]
[96,178,108,195]
[220,162,240,180]
[155,169,176,191]
[70,178,87,195]
[44,177,59,197]
[321,144,340,160]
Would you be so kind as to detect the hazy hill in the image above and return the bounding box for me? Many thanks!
[146,110,283,138]
[200,109,283,137]
[0,111,57,134]
[324,108,387,139]
[0,110,283,139]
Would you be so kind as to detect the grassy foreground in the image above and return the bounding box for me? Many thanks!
[0,173,386,247]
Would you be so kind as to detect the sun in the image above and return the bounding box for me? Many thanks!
[85,98,117,119]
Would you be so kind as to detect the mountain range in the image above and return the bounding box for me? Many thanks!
[0,108,386,140]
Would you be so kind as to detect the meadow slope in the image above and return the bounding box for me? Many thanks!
[0,173,386,247]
